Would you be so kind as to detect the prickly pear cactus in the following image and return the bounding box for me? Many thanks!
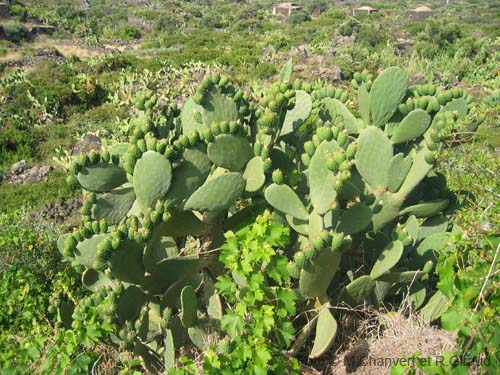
[56,65,479,368]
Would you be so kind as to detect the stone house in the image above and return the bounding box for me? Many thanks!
[0,2,9,18]
[352,6,378,16]
[272,3,303,17]
[407,6,434,21]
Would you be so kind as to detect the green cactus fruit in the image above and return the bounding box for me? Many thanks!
[287,262,301,279]
[429,128,440,143]
[339,170,351,183]
[304,246,317,261]
[345,142,357,159]
[337,130,348,147]
[137,139,146,153]
[294,251,307,269]
[426,140,439,151]
[69,162,81,175]
[333,150,346,165]
[133,128,144,140]
[63,235,78,257]
[156,141,167,154]
[263,158,273,171]
[81,201,92,216]
[399,103,410,115]
[73,230,84,242]
[312,236,324,251]
[229,121,240,134]
[422,260,434,273]
[326,158,338,173]
[99,218,108,233]
[201,129,213,142]
[162,211,171,223]
[193,93,205,106]
[201,79,213,91]
[210,123,221,137]
[218,121,229,134]
[78,154,89,167]
[211,73,221,85]
[339,160,351,171]
[272,169,284,185]
[91,221,100,234]
[111,237,121,250]
[89,151,100,165]
[303,142,315,157]
[317,127,333,142]
[312,134,321,147]
[425,153,436,165]
[254,142,263,156]
[301,153,311,167]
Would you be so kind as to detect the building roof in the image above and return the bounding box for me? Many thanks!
[413,6,433,12]
[275,2,302,9]
[356,6,375,11]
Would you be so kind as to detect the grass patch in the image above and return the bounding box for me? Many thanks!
[0,169,78,212]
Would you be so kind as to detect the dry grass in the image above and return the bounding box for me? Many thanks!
[322,308,456,375]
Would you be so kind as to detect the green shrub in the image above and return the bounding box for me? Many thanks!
[2,22,31,44]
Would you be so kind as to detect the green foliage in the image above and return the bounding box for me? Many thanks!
[204,213,300,375]
[2,22,31,43]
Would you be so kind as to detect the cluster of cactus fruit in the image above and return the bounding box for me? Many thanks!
[56,65,481,370]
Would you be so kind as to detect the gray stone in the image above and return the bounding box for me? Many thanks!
[10,160,27,175]
[72,134,102,156]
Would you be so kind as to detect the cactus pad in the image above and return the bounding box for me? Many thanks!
[207,134,253,171]
[299,246,341,298]
[164,147,212,207]
[337,202,372,235]
[92,183,136,225]
[355,127,393,189]
[75,234,108,268]
[391,109,431,144]
[109,239,146,284]
[370,67,407,127]
[184,172,245,212]
[323,99,362,134]
[242,156,266,192]
[180,285,198,328]
[387,153,413,193]
[344,275,375,305]
[309,306,337,359]
[134,151,172,209]
[370,240,404,279]
[265,183,309,221]
[309,140,340,215]
[281,90,312,137]
[78,163,127,192]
